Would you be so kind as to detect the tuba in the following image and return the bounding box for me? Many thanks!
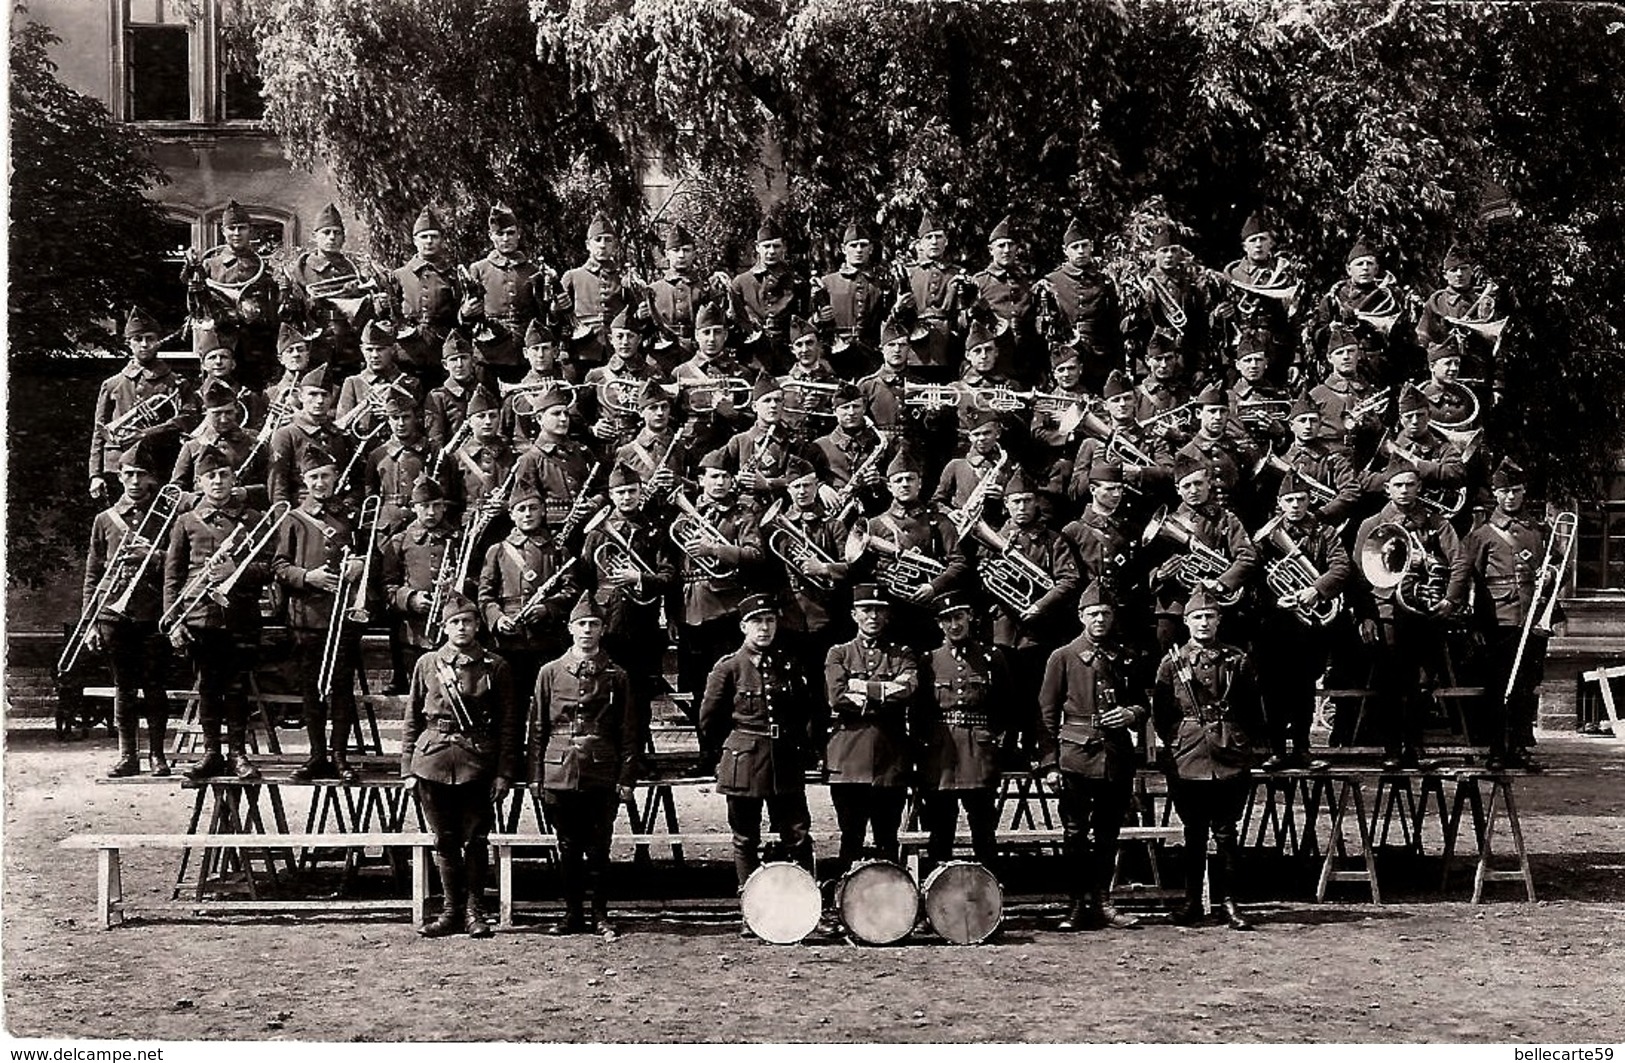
[582,506,661,606]
[1357,520,1450,615]
[968,519,1056,614]
[58,484,185,674]
[671,492,738,580]
[1140,505,1243,607]
[1253,514,1341,626]
[761,499,840,594]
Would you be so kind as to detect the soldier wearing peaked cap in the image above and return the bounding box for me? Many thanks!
[531,591,639,937]
[86,441,176,778]
[818,218,890,378]
[555,212,640,385]
[272,445,368,783]
[1037,581,1152,930]
[1039,217,1123,394]
[386,205,460,373]
[89,307,193,503]
[642,221,707,371]
[1153,587,1266,930]
[282,202,366,374]
[1445,458,1554,771]
[402,589,522,938]
[915,590,1011,874]
[700,595,819,928]
[461,203,544,380]
[727,215,810,376]
[970,214,1039,384]
[267,364,354,507]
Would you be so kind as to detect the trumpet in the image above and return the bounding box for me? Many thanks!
[1234,397,1294,431]
[1357,520,1450,615]
[1138,400,1197,437]
[58,484,185,674]
[761,499,840,593]
[947,447,1009,542]
[513,557,580,627]
[1140,505,1244,607]
[678,374,752,412]
[969,518,1056,614]
[1252,514,1341,626]
[423,527,464,645]
[965,384,1034,414]
[1342,387,1392,430]
[161,501,293,638]
[903,381,964,412]
[671,492,738,580]
[1505,511,1578,699]
[332,388,387,435]
[582,506,661,606]
[303,271,369,302]
[498,378,584,419]
[104,393,180,448]
[1077,408,1156,479]
[841,526,947,599]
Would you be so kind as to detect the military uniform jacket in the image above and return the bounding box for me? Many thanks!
[1037,635,1149,781]
[267,415,353,506]
[478,528,578,651]
[970,264,1034,339]
[857,502,970,600]
[1262,514,1351,603]
[1419,379,1477,429]
[172,426,266,505]
[1350,502,1466,622]
[730,261,804,341]
[530,649,637,790]
[1153,639,1264,781]
[464,250,542,365]
[89,360,193,478]
[932,449,1013,524]
[856,366,943,454]
[1447,508,1548,628]
[1029,383,1095,453]
[381,518,458,650]
[917,639,1008,790]
[1280,439,1361,525]
[824,635,918,787]
[780,360,840,445]
[1228,378,1291,451]
[673,353,752,456]
[678,497,762,626]
[615,427,692,497]
[906,258,969,367]
[578,361,652,450]
[1062,507,1140,606]
[558,259,631,367]
[1151,502,1257,609]
[498,369,565,450]
[648,269,703,348]
[272,497,359,633]
[711,423,803,499]
[283,249,365,351]
[163,499,270,632]
[1044,264,1121,384]
[451,436,516,519]
[1221,256,1297,353]
[366,436,435,535]
[515,437,601,533]
[389,254,458,350]
[700,645,814,797]
[1133,380,1196,449]
[336,367,416,436]
[84,495,167,624]
[1309,372,1385,459]
[810,425,889,517]
[581,511,676,636]
[402,643,521,785]
[820,265,887,352]
[424,379,474,452]
[987,518,1081,649]
[1176,430,1258,509]
[1067,422,1171,502]
[772,503,851,635]
[1417,286,1500,383]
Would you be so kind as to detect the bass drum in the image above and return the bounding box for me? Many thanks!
[922,861,1003,945]
[740,862,822,945]
[836,859,919,945]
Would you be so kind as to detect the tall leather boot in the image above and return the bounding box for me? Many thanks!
[1097,875,1141,929]
[421,856,463,937]
[1171,850,1206,925]
[464,845,492,938]
[293,716,333,780]
[225,719,260,781]
[588,868,618,940]
[185,717,226,781]
[549,851,587,935]
[1057,893,1092,932]
[1211,846,1252,931]
[331,719,358,783]
[146,702,170,777]
[107,696,141,778]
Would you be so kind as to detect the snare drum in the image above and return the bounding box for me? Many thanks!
[836,859,919,945]
[922,860,1003,944]
[740,862,822,945]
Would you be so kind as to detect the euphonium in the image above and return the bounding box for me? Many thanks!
[104,393,181,447]
[1357,520,1449,615]
[1252,514,1340,626]
[761,499,839,594]
[969,518,1056,614]
[671,492,738,580]
[582,506,661,606]
[1140,505,1243,607]
[58,484,185,674]
[841,527,946,599]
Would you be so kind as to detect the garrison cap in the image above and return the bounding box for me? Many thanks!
[917,212,945,239]
[199,378,239,411]
[1442,243,1473,270]
[610,306,636,333]
[1149,222,1181,250]
[1289,394,1319,421]
[756,216,784,243]
[221,200,251,227]
[569,591,604,624]
[1397,383,1429,415]
[1195,383,1228,407]
[1183,586,1222,616]
[833,381,863,407]
[299,365,335,391]
[886,450,923,479]
[1346,236,1378,264]
[508,484,542,508]
[118,439,161,473]
[1062,217,1088,246]
[1088,462,1125,485]
[1235,331,1267,360]
[440,590,477,623]
[638,379,673,408]
[465,386,500,416]
[443,330,474,358]
[788,316,818,343]
[1380,460,1420,485]
[988,215,1014,243]
[124,306,162,338]
[299,446,338,474]
[608,463,642,489]
[410,477,445,504]
[192,445,232,477]
[1491,457,1527,490]
[412,206,443,235]
[783,455,817,483]
[1172,450,1207,484]
[276,322,308,354]
[193,327,232,358]
[1427,340,1460,364]
[380,388,418,417]
[663,221,695,250]
[1101,369,1134,399]
[1277,469,1309,499]
[695,302,728,330]
[1050,343,1082,368]
[488,202,518,230]
[1240,213,1270,240]
[314,203,344,231]
[1078,580,1116,611]
[1325,324,1358,355]
[533,385,571,412]
[1146,330,1179,358]
[1003,468,1034,498]
[965,406,1001,432]
[843,218,876,244]
[587,212,615,240]
[360,319,396,347]
[750,373,784,404]
[965,320,996,351]
[880,319,909,346]
[524,319,555,346]
[698,449,731,472]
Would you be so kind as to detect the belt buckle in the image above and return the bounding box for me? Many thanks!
[768,724,780,740]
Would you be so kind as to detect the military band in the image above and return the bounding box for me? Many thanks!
[71,198,1576,940]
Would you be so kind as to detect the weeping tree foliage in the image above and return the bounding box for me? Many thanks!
[242,0,1625,494]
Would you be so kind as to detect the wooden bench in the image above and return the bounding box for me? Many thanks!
[1581,666,1625,738]
[60,832,437,929]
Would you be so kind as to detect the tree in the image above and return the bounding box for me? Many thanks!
[242,0,1625,495]
[7,16,175,360]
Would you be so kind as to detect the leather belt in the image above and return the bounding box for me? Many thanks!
[1182,709,1232,724]
[733,723,781,739]
[942,711,991,728]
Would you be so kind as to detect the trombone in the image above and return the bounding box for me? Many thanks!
[161,501,293,638]
[1504,512,1579,700]
[58,484,184,674]
[318,495,383,700]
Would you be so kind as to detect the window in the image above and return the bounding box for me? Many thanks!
[124,0,195,122]
[1574,470,1625,595]
[205,205,294,254]
[115,0,263,127]
[221,64,264,121]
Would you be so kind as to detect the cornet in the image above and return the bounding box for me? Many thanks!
[969,518,1056,614]
[104,393,181,447]
[761,499,840,593]
[1137,401,1196,437]
[903,381,964,412]
[678,375,752,412]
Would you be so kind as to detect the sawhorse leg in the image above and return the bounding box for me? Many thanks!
[1472,776,1536,903]
[1315,777,1381,903]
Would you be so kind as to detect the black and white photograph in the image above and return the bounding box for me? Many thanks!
[4,0,1624,1048]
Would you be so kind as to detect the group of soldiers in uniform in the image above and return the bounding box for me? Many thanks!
[74,197,1566,938]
